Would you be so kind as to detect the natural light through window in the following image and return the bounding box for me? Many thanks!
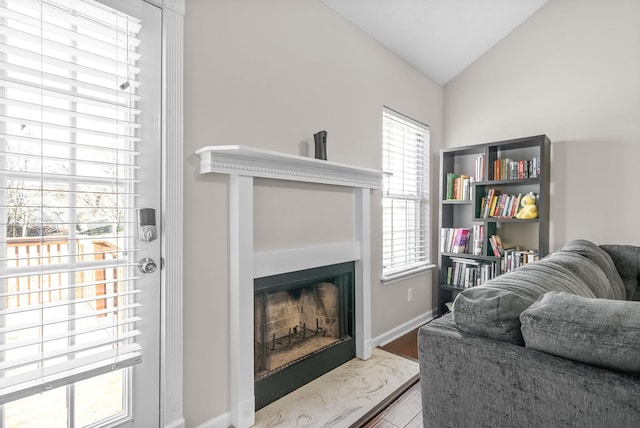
[382,107,430,281]
[0,0,142,426]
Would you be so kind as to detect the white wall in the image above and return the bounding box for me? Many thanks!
[183,0,442,426]
[444,0,640,249]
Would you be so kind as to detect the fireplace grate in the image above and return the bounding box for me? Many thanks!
[268,320,325,353]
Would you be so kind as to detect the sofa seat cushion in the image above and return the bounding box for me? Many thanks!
[560,239,626,300]
[453,251,607,345]
[520,292,640,374]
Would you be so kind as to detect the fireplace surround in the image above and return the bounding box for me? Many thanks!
[196,145,383,428]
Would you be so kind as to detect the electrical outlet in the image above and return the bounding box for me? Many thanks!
[407,288,413,302]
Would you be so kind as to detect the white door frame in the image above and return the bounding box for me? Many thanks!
[147,1,185,427]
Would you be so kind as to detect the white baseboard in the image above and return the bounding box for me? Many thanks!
[164,418,185,428]
[194,412,230,428]
[371,309,435,348]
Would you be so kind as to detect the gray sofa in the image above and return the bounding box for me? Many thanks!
[418,240,640,427]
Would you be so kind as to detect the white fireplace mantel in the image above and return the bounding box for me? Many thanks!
[196,145,383,428]
[196,145,383,189]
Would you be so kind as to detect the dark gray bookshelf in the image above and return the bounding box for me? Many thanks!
[438,135,550,316]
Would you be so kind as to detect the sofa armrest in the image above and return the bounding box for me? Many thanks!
[418,314,640,428]
[600,244,640,300]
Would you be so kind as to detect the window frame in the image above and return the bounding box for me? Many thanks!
[381,106,432,283]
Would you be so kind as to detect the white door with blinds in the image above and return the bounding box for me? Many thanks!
[0,0,161,426]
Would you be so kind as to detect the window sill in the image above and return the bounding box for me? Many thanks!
[381,264,436,286]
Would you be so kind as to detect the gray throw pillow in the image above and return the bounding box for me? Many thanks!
[520,292,640,374]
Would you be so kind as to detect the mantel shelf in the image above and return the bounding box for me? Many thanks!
[195,145,383,189]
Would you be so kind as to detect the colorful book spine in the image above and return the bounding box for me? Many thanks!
[446,173,459,199]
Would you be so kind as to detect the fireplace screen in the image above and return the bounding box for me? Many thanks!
[254,262,355,409]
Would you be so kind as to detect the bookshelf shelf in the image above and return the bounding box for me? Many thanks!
[437,135,550,316]
[472,217,540,223]
[443,200,473,205]
[475,178,540,186]
[441,252,500,261]
[441,284,466,292]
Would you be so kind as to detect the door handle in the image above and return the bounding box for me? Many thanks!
[138,257,157,274]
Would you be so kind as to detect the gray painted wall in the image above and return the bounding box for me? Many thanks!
[183,0,442,425]
[444,0,640,249]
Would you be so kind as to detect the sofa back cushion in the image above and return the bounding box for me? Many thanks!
[453,251,605,345]
[559,240,626,300]
[520,292,640,374]
[600,244,640,301]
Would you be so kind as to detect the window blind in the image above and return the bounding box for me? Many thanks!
[382,107,430,279]
[0,0,142,404]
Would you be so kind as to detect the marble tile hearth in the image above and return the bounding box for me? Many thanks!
[254,348,419,428]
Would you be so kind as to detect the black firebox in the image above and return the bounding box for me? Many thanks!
[254,261,355,410]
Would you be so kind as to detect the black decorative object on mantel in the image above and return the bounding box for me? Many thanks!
[314,130,327,160]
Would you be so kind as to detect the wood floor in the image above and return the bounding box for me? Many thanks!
[361,381,423,428]
[355,326,424,428]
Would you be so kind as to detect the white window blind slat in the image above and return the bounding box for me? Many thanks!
[0,0,143,405]
[0,302,141,335]
[382,107,430,278]
[0,344,141,405]
[0,3,142,61]
[0,133,140,154]
[0,62,141,105]
[3,0,142,35]
[0,114,142,142]
[0,277,139,299]
[1,74,141,114]
[0,58,139,104]
[0,249,139,267]
[1,169,140,184]
[0,329,140,372]
[0,289,141,318]
[0,5,141,53]
[0,315,140,352]
[0,96,141,128]
[0,260,140,280]
[1,150,139,168]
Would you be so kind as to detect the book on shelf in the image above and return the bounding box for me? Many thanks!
[489,235,505,257]
[493,156,541,180]
[472,224,484,255]
[493,158,513,181]
[474,153,485,182]
[446,172,472,200]
[447,257,498,288]
[441,227,471,254]
[445,246,540,287]
[446,173,458,199]
[490,189,501,217]
[453,228,470,253]
[509,193,523,217]
[481,189,527,219]
[460,176,471,200]
[502,249,539,273]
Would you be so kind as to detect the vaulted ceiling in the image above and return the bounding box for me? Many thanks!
[322,0,549,85]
